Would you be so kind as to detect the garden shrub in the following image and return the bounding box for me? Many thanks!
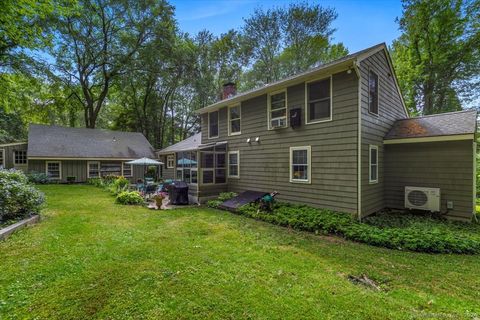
[207,192,238,208]
[218,192,238,202]
[207,200,223,209]
[87,177,103,187]
[0,169,45,222]
[27,171,49,184]
[108,176,129,195]
[236,202,480,254]
[116,191,144,205]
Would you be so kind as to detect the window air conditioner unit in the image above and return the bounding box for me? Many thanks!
[404,186,440,212]
[270,118,286,128]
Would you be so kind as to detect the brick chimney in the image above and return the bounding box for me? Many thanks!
[222,82,236,100]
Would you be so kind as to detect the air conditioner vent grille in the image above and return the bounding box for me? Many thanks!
[407,190,428,206]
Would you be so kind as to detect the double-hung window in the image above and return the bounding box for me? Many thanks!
[369,70,379,115]
[228,151,240,178]
[229,105,241,135]
[369,145,378,183]
[14,150,27,165]
[46,161,61,180]
[87,161,100,178]
[289,146,311,183]
[208,111,219,138]
[122,162,132,177]
[166,154,175,168]
[268,91,287,129]
[306,77,331,123]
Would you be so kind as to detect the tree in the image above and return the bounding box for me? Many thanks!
[0,0,58,69]
[391,0,480,115]
[51,0,175,128]
[241,2,348,89]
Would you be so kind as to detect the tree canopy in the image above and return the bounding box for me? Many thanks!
[391,0,480,115]
[0,0,477,146]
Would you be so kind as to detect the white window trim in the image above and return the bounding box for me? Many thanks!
[122,162,133,177]
[228,150,240,178]
[0,149,4,168]
[13,150,27,165]
[46,161,62,180]
[208,111,219,139]
[228,104,241,136]
[369,145,379,184]
[305,75,333,125]
[368,69,379,116]
[267,89,288,130]
[166,154,175,169]
[87,161,100,179]
[289,146,311,184]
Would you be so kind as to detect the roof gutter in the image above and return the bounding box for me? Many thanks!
[383,134,475,145]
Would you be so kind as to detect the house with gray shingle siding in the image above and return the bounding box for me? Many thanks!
[0,124,155,183]
[158,43,477,221]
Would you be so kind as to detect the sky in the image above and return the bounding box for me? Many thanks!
[171,0,404,52]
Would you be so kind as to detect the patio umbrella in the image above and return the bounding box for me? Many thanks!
[126,157,164,182]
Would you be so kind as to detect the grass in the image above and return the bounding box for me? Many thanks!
[0,185,479,319]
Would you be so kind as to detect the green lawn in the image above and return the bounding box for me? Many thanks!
[1,185,479,319]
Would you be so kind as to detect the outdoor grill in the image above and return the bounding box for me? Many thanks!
[168,181,189,205]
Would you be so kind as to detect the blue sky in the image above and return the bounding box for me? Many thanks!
[171,0,404,52]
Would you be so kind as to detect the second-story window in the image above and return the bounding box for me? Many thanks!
[229,105,241,135]
[208,111,219,138]
[369,70,379,115]
[306,77,331,124]
[268,91,287,129]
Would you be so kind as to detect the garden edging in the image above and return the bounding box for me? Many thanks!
[0,215,40,241]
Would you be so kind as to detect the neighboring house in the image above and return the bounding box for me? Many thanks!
[158,43,477,221]
[0,124,155,183]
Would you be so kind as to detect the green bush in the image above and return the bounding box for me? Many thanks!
[27,171,49,184]
[108,176,130,195]
[102,175,118,186]
[87,177,103,187]
[0,169,45,221]
[207,200,223,209]
[115,191,144,205]
[218,192,238,202]
[237,202,480,254]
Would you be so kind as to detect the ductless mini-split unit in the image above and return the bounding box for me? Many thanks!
[405,186,440,212]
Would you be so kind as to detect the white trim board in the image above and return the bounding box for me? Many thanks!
[383,134,474,145]
[0,141,27,147]
[28,157,139,161]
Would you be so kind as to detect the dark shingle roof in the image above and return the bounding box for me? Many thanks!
[384,110,477,140]
[157,133,202,154]
[27,124,155,158]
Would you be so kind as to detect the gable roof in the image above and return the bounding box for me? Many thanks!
[157,132,202,154]
[384,109,477,140]
[197,42,406,115]
[27,124,155,159]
